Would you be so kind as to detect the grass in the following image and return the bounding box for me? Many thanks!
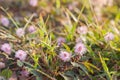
[0,0,120,80]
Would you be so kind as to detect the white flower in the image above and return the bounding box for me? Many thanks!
[104,32,114,42]
[0,16,9,27]
[59,51,71,62]
[57,37,66,46]
[16,28,25,37]
[29,0,38,7]
[1,43,12,55]
[77,26,88,34]
[15,50,27,61]
[0,62,5,69]
[0,76,6,80]
[28,25,36,33]
[74,43,87,55]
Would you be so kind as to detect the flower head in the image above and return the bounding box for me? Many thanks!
[77,26,88,34]
[16,28,25,37]
[29,0,38,7]
[28,25,36,33]
[15,50,27,61]
[8,73,17,80]
[76,38,83,43]
[68,2,78,10]
[59,51,71,62]
[0,62,5,69]
[0,16,9,27]
[91,0,108,7]
[20,69,29,77]
[57,37,66,46]
[104,32,114,42]
[74,43,87,55]
[1,43,12,55]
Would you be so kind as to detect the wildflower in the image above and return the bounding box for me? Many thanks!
[76,38,83,43]
[91,0,113,7]
[0,62,5,69]
[104,32,114,42]
[16,28,25,37]
[77,26,88,34]
[68,2,78,10]
[91,0,107,7]
[91,0,113,21]
[20,69,29,77]
[0,16,9,27]
[29,0,38,7]
[8,73,17,80]
[15,50,27,61]
[1,43,12,55]
[108,0,113,6]
[57,37,66,46]
[94,7,102,21]
[28,25,36,33]
[59,51,71,62]
[74,42,87,55]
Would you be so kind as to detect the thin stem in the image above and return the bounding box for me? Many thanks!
[24,13,35,30]
[36,69,56,80]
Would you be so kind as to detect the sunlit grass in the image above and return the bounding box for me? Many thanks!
[0,0,120,80]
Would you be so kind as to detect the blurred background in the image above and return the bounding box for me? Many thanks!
[0,0,120,28]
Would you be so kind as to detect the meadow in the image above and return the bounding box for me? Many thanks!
[0,0,120,80]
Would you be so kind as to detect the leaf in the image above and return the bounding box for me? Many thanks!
[83,61,100,71]
[23,61,34,69]
[29,69,41,76]
[71,62,92,79]
[86,45,95,58]
[56,0,60,8]
[98,52,112,80]
[110,42,120,51]
[17,60,23,67]
[28,67,56,80]
[24,13,35,29]
[59,73,70,80]
[84,63,94,74]
[62,43,71,52]
[36,77,43,80]
[66,9,78,22]
[0,69,12,79]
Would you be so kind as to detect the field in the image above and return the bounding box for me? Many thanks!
[0,0,120,80]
